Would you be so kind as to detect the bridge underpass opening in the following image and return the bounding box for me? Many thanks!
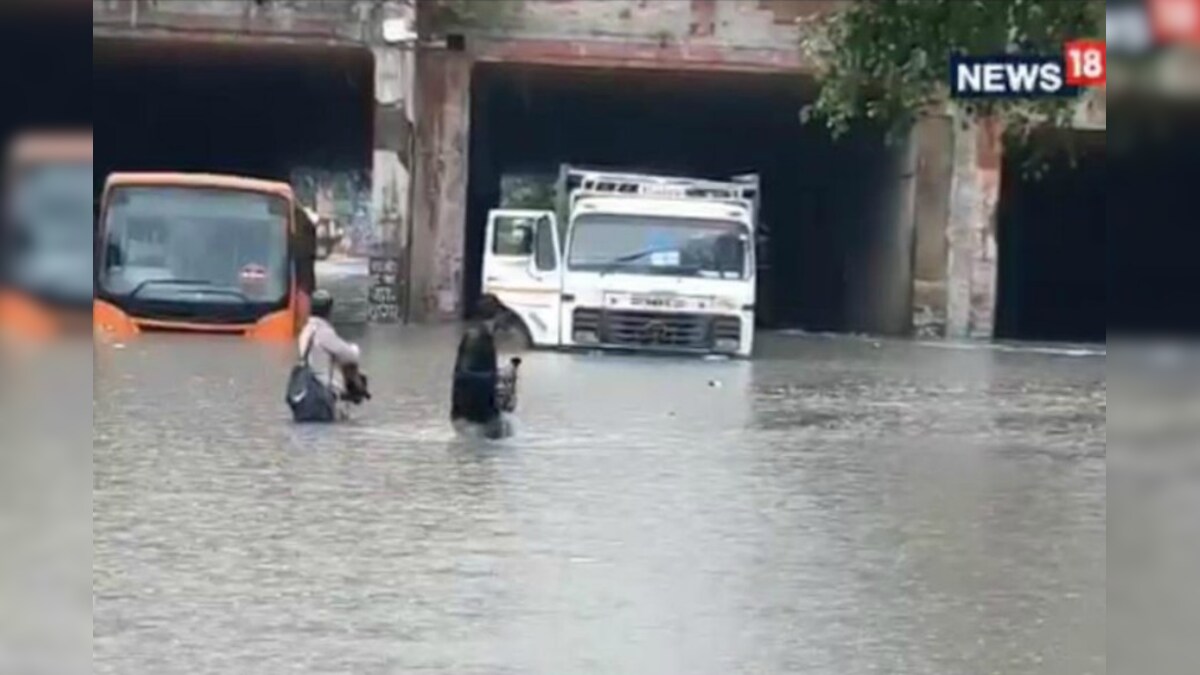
[466,64,911,334]
[94,38,374,206]
[996,131,1105,343]
[1107,101,1200,340]
[1,6,90,145]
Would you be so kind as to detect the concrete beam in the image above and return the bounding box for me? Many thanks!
[468,36,810,74]
[92,0,366,46]
[432,0,841,74]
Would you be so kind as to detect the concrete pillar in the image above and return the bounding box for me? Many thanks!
[945,113,1002,340]
[363,2,417,320]
[372,43,413,256]
[910,114,954,338]
[845,132,918,336]
[410,48,471,321]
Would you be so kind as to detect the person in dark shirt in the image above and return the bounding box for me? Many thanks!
[451,294,516,439]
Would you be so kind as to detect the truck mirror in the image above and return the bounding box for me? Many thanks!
[533,216,557,272]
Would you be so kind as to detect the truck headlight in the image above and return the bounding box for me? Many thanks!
[714,338,740,353]
[714,297,740,312]
[573,329,599,345]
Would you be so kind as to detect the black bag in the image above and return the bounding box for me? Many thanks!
[341,363,372,404]
[285,333,337,423]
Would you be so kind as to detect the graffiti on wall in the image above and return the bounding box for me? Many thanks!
[290,168,375,256]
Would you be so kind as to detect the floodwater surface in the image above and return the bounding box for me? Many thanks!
[93,329,1106,675]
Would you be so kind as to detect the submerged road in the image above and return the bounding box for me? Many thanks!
[93,330,1105,674]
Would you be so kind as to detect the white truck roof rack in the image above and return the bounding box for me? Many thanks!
[558,165,760,215]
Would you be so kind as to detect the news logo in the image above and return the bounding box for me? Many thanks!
[950,42,1105,98]
[950,55,1077,98]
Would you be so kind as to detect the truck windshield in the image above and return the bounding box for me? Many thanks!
[99,186,289,306]
[2,161,94,304]
[567,213,750,279]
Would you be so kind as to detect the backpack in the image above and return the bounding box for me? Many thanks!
[285,331,337,423]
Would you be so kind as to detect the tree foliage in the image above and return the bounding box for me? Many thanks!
[422,0,520,34]
[804,0,1103,142]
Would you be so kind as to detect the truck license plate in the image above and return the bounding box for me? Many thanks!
[631,294,710,311]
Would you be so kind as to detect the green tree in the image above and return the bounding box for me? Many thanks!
[804,0,1103,143]
[422,0,520,34]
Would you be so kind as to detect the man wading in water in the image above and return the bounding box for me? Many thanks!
[289,290,367,422]
[451,294,520,439]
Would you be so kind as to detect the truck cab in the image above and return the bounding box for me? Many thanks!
[483,167,758,357]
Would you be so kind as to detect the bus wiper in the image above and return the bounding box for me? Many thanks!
[127,279,250,303]
[129,279,213,299]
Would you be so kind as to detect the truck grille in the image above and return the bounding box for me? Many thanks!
[573,308,741,351]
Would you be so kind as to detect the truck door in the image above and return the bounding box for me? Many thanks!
[482,209,562,347]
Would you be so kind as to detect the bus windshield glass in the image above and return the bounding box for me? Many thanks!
[99,186,289,307]
[567,213,750,279]
[3,161,94,303]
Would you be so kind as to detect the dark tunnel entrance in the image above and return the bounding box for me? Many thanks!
[1107,101,1200,340]
[0,7,90,145]
[995,130,1105,343]
[466,64,911,333]
[93,38,374,209]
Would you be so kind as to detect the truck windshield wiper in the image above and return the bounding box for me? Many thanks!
[597,247,678,276]
[128,279,249,302]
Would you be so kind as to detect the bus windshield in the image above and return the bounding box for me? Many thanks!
[99,186,290,308]
[3,161,94,304]
[567,213,750,279]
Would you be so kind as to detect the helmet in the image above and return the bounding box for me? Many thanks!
[311,289,334,318]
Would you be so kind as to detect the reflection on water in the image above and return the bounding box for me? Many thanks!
[93,329,1105,675]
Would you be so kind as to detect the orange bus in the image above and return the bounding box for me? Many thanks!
[93,173,317,340]
[0,132,94,340]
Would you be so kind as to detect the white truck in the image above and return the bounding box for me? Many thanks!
[483,166,759,357]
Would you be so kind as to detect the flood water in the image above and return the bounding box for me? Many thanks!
[93,329,1106,675]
